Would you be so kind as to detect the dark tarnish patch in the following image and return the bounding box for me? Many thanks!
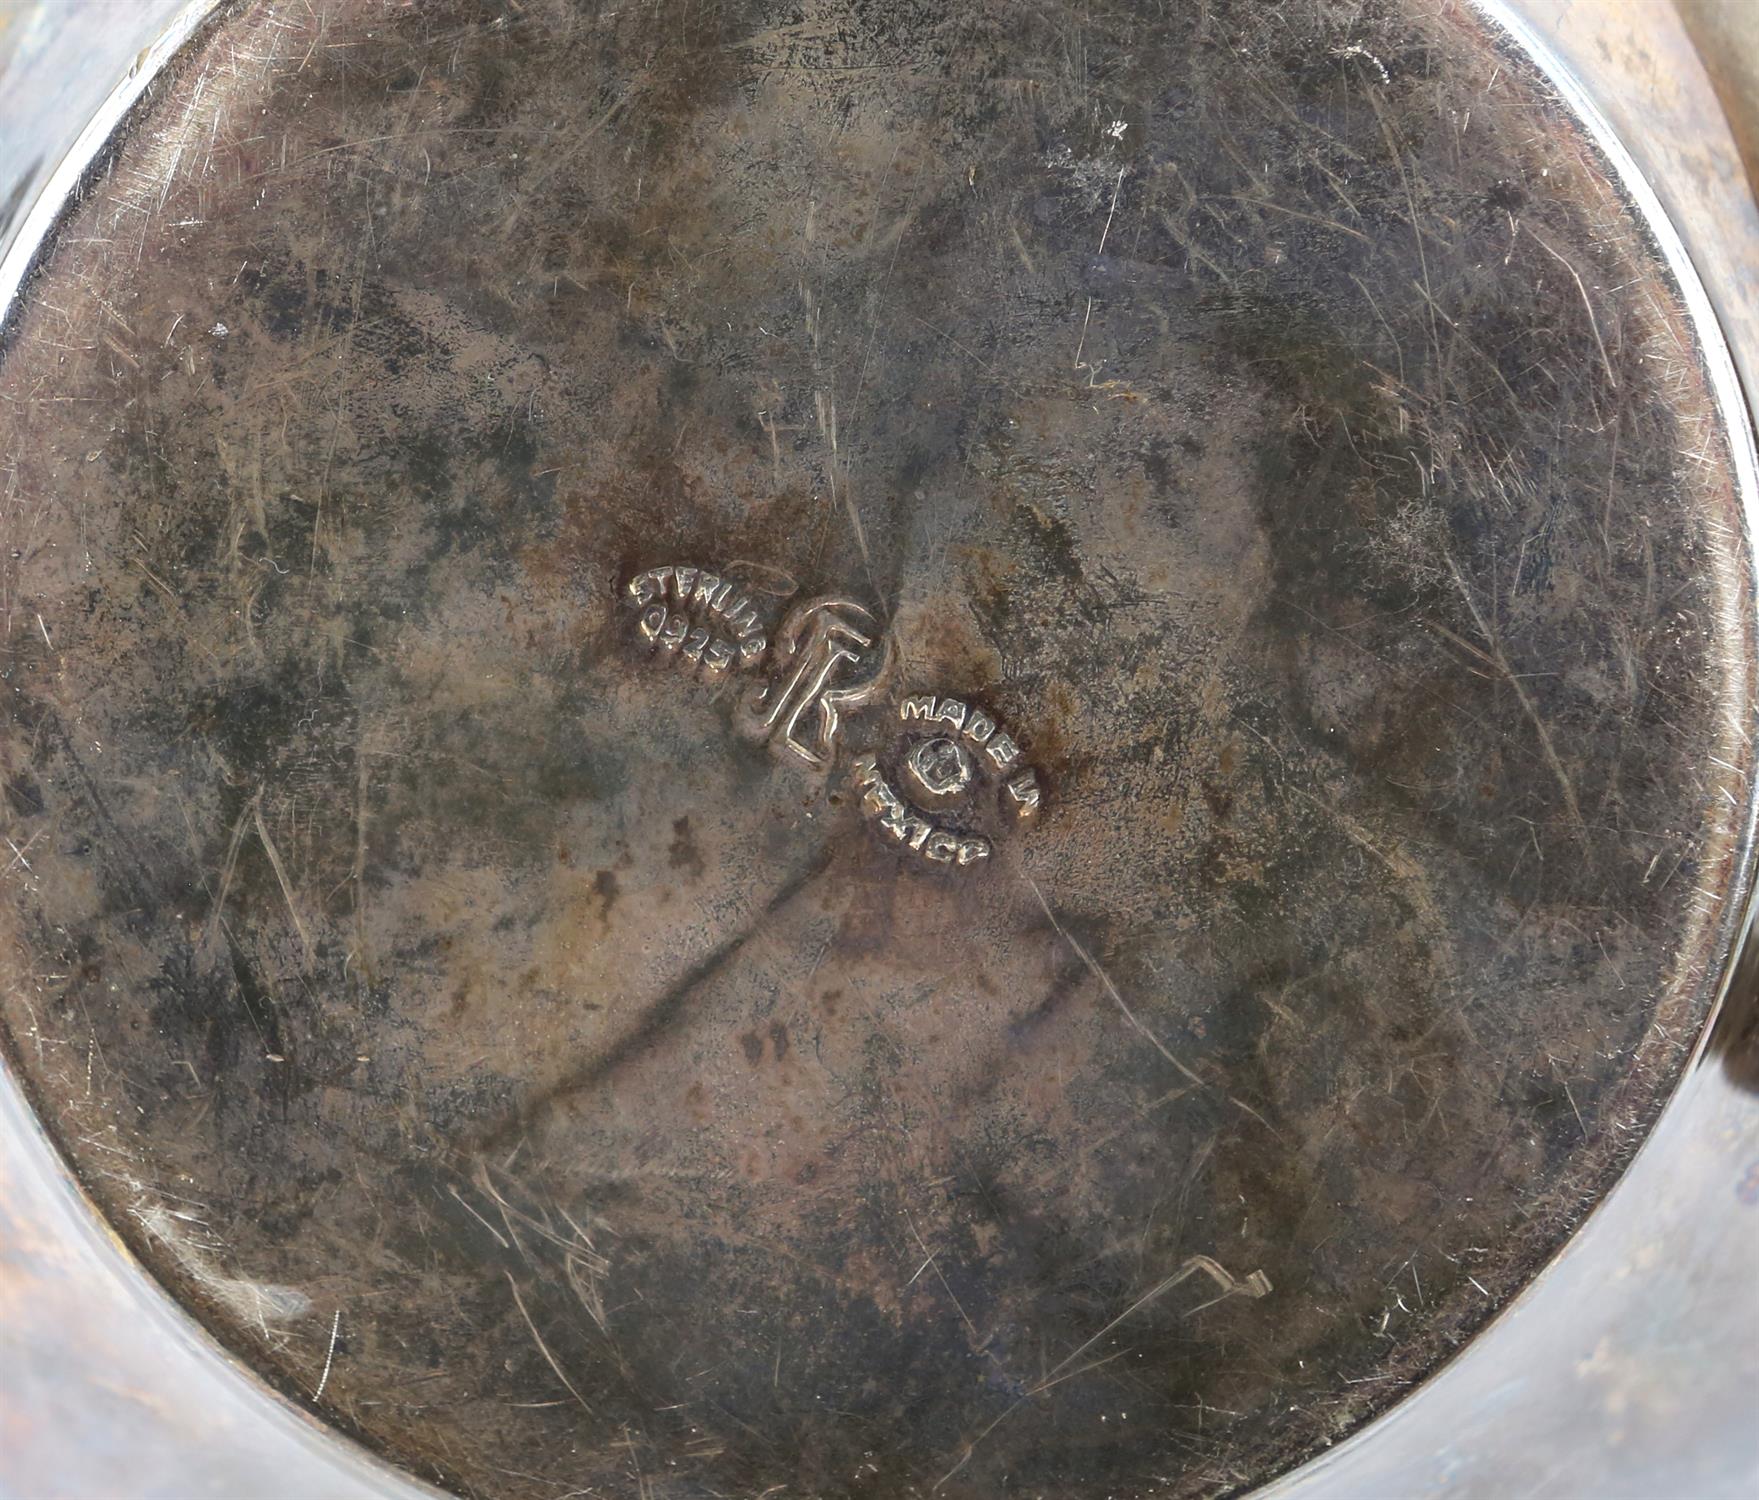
[667,815,705,878]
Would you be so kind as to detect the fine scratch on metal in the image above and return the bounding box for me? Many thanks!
[313,1307,341,1400]
[1442,552,1587,831]
[1527,225,1621,391]
[933,1255,1271,1490]
[505,1271,594,1415]
[1025,875,1288,1143]
[252,797,315,968]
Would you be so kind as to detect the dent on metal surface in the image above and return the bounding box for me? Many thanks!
[0,1,1754,1497]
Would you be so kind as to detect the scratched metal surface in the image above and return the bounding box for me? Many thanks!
[0,2,1754,1498]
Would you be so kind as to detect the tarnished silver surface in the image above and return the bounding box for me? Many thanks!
[0,1,1756,1498]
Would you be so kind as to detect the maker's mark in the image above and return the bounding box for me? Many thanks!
[906,736,974,802]
[741,598,894,770]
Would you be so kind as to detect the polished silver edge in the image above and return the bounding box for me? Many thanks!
[0,0,223,332]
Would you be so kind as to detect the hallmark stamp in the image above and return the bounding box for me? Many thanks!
[617,565,1040,872]
[742,598,894,769]
[849,689,1045,871]
[905,735,974,803]
[894,692,1040,822]
[853,755,992,865]
[625,563,770,675]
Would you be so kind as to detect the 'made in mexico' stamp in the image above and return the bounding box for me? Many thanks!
[620,564,1042,870]
[849,692,1044,869]
[896,693,1040,821]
